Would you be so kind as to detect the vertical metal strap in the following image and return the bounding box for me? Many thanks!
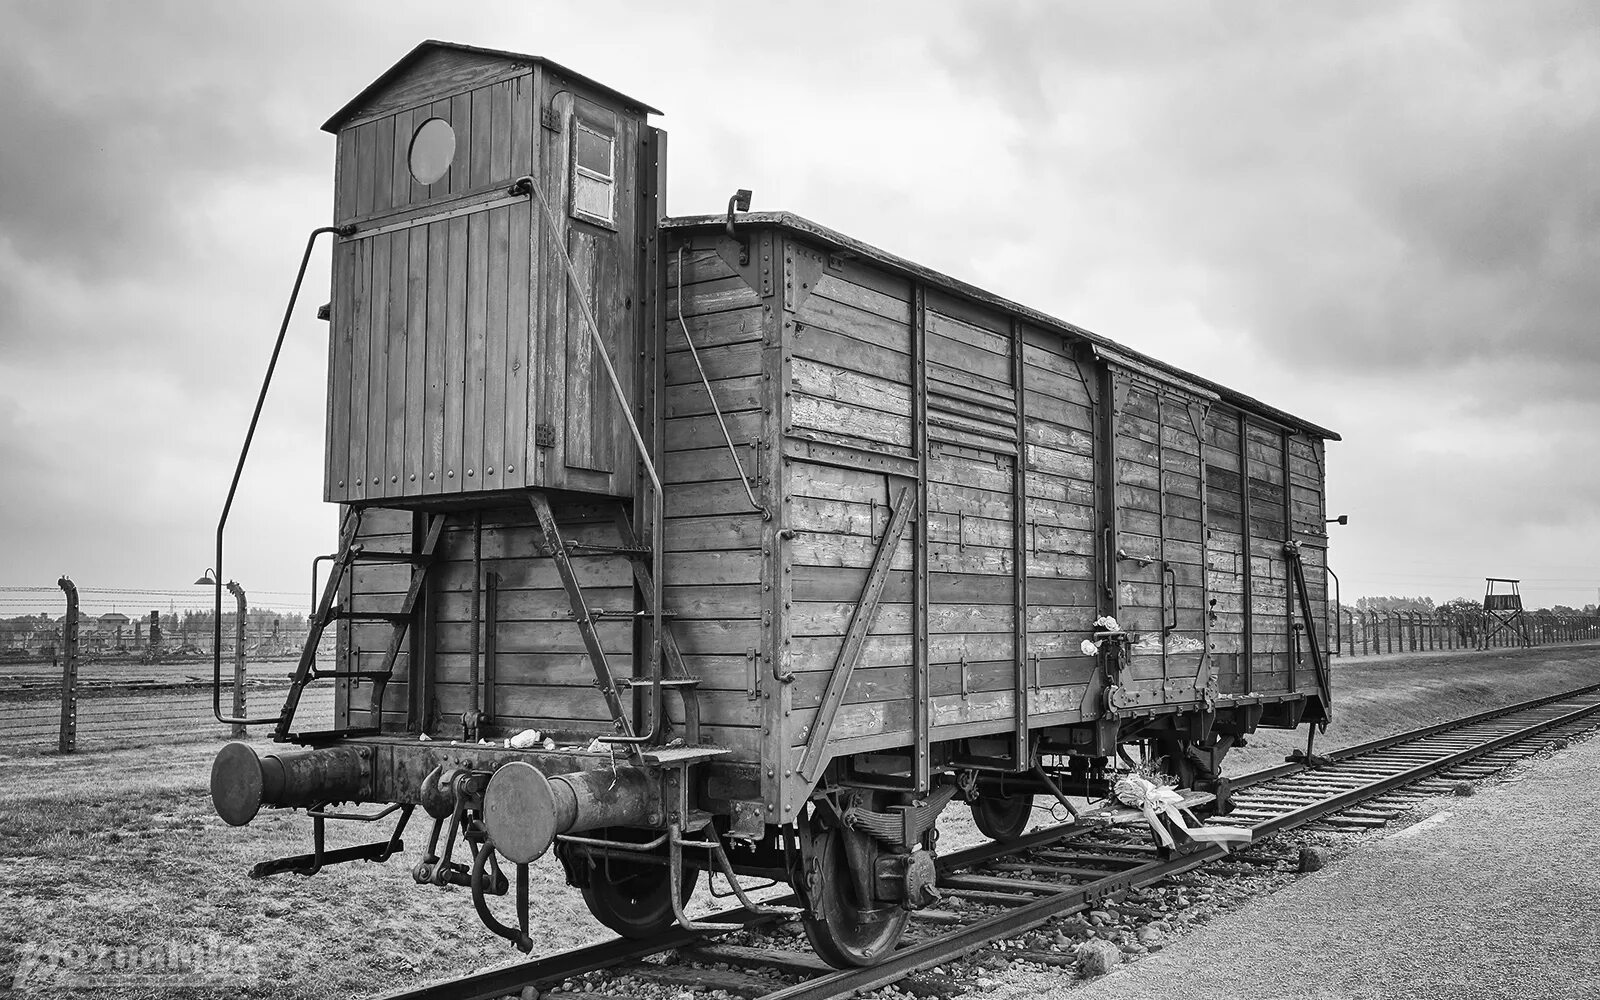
[471,510,482,715]
[1010,317,1030,767]
[1280,428,1294,692]
[1155,390,1169,680]
[911,282,931,794]
[1238,414,1254,694]
[484,571,499,722]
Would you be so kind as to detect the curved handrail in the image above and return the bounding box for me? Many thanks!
[212,225,349,726]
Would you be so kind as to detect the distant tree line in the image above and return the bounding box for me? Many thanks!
[1339,595,1599,618]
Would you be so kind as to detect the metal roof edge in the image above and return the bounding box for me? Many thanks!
[663,212,1341,441]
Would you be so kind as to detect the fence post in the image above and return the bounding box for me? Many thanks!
[227,580,248,738]
[56,576,79,754]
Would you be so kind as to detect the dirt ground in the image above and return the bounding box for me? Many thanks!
[0,644,1595,998]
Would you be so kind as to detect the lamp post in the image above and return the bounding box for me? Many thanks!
[197,570,247,738]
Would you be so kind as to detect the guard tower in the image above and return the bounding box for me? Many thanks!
[1480,577,1531,648]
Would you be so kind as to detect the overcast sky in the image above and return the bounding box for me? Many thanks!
[2,0,1597,617]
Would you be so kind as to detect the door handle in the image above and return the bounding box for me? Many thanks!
[1163,563,1178,632]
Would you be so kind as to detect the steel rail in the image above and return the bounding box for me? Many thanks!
[382,826,1105,1000]
[763,690,1600,1000]
[380,684,1600,1000]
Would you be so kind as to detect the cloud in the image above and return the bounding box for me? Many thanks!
[935,1,1600,386]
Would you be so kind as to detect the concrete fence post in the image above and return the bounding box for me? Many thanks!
[226,580,248,738]
[56,576,79,754]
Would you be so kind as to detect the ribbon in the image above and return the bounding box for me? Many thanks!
[1114,775,1253,850]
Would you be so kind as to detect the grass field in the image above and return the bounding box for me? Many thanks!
[1,644,1595,998]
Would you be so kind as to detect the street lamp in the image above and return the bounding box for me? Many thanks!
[197,570,247,737]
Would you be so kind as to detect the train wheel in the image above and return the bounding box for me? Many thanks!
[580,856,698,939]
[802,820,908,967]
[970,793,1034,841]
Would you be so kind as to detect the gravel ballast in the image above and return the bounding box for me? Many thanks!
[998,735,1600,1000]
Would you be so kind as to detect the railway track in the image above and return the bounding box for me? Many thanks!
[388,684,1600,1000]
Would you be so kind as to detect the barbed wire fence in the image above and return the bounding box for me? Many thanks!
[4,582,1599,756]
[1,582,335,755]
[1329,608,1600,657]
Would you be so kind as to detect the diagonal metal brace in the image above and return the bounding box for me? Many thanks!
[798,486,916,782]
[1283,540,1332,728]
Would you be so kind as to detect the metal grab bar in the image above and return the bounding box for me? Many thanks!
[508,175,665,746]
[211,224,349,727]
[674,245,770,520]
[1162,563,1178,632]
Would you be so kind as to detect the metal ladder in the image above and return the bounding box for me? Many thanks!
[528,491,701,746]
[274,507,445,742]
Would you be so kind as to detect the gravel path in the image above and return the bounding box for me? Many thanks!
[990,736,1600,1000]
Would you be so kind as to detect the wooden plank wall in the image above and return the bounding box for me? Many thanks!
[1202,411,1249,693]
[1201,412,1331,696]
[328,204,533,503]
[335,507,412,730]
[340,505,638,737]
[923,294,1020,732]
[328,69,537,504]
[782,263,1097,752]
[1244,421,1291,689]
[335,72,535,227]
[660,248,769,756]
[1288,435,1330,665]
[1112,381,1208,700]
[785,260,917,744]
[544,92,641,492]
[1018,329,1099,713]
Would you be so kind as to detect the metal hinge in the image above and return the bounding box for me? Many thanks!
[540,107,562,133]
[534,423,556,448]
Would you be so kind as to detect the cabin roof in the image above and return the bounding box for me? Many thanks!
[322,40,662,134]
[663,211,1340,441]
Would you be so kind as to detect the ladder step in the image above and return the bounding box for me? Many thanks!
[587,609,677,621]
[330,609,412,623]
[619,677,701,689]
[564,541,652,558]
[310,670,395,681]
[348,549,430,564]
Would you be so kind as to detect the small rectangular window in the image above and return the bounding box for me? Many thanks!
[572,123,614,225]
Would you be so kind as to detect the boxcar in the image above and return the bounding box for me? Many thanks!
[208,40,1338,968]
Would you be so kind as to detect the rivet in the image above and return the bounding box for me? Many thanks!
[372,477,379,485]
[507,464,514,473]
[391,475,398,483]
[338,480,345,488]
[429,472,435,480]
[467,469,474,477]
[448,471,454,478]
[487,467,494,475]
[409,473,416,481]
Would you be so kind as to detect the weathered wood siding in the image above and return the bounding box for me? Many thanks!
[326,54,646,505]
[660,247,770,757]
[1020,327,1099,719]
[780,256,1095,767]
[785,255,917,751]
[1200,408,1330,696]
[1108,377,1212,707]
[337,505,636,737]
[1202,410,1250,693]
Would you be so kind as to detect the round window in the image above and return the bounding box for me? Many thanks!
[408,118,456,185]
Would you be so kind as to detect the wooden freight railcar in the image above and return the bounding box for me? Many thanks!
[208,41,1338,968]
